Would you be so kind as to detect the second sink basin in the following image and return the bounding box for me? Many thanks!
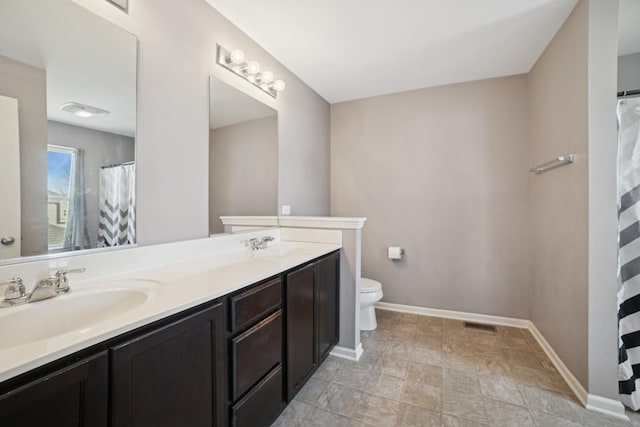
[0,280,161,351]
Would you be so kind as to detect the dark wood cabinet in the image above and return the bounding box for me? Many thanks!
[285,250,340,401]
[0,351,108,427]
[317,251,340,363]
[110,302,226,427]
[285,261,317,400]
[226,276,285,427]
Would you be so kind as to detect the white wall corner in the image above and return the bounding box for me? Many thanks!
[330,343,363,362]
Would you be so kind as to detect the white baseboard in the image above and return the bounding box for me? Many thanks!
[526,322,589,407]
[586,394,629,420]
[375,302,530,329]
[330,343,363,361]
[376,301,629,421]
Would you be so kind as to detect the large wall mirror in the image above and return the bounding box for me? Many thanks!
[0,0,137,264]
[209,77,278,234]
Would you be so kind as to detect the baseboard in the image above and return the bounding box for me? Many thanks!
[376,301,629,420]
[330,343,363,361]
[375,302,530,329]
[526,322,589,407]
[586,394,629,420]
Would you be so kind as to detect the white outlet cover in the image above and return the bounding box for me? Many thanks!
[281,205,291,215]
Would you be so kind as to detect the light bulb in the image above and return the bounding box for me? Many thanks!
[246,61,260,75]
[229,49,245,64]
[261,70,274,84]
[272,80,286,92]
[75,110,93,118]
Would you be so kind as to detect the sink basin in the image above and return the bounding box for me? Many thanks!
[0,280,160,350]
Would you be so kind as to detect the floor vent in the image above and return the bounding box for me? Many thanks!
[463,321,497,333]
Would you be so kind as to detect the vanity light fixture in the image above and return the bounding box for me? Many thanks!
[217,45,285,98]
[60,102,109,118]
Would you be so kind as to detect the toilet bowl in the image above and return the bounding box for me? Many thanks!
[360,278,383,331]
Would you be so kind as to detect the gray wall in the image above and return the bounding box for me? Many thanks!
[0,54,48,257]
[331,75,532,319]
[209,116,278,233]
[73,0,330,247]
[618,52,640,93]
[47,121,135,247]
[528,0,589,388]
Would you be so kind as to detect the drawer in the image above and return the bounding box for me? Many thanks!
[231,365,283,427]
[231,310,282,400]
[229,277,282,333]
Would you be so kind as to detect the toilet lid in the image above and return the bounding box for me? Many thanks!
[360,278,382,293]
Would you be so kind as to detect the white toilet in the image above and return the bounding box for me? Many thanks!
[360,278,383,331]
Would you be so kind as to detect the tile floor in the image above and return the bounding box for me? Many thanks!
[273,309,640,427]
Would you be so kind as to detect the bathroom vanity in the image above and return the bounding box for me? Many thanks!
[0,243,340,427]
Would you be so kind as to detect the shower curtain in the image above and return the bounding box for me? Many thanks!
[63,149,91,250]
[618,97,640,410]
[98,163,136,247]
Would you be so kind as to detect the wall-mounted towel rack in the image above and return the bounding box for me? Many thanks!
[529,154,574,175]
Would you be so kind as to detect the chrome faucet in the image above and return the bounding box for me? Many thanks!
[0,267,86,307]
[248,236,275,251]
[0,278,27,307]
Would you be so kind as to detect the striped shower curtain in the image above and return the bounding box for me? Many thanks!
[98,163,136,247]
[618,97,640,410]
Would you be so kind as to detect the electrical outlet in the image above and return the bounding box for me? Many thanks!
[281,205,291,215]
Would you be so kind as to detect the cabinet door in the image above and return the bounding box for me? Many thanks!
[317,251,340,362]
[111,302,226,427]
[0,351,108,427]
[285,262,316,400]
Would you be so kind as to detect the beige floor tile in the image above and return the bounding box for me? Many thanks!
[517,383,581,419]
[351,392,401,427]
[313,356,343,382]
[315,382,363,417]
[483,397,535,427]
[495,326,526,338]
[333,364,373,391]
[497,336,530,351]
[511,365,561,392]
[441,414,488,427]
[401,380,443,411]
[415,325,443,339]
[529,410,583,427]
[405,362,443,388]
[272,399,314,427]
[413,334,443,352]
[441,389,487,424]
[473,355,511,376]
[395,403,442,427]
[301,406,356,427]
[477,374,524,405]
[442,368,481,395]
[380,339,416,359]
[409,348,444,366]
[376,355,410,378]
[467,333,500,347]
[295,377,327,405]
[503,349,546,370]
[365,372,405,400]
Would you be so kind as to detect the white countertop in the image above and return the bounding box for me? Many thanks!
[0,240,341,383]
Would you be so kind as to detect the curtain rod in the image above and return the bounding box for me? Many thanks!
[618,89,640,98]
[101,161,135,169]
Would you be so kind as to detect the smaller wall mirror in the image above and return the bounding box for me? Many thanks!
[209,77,278,234]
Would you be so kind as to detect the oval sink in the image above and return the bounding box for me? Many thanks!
[0,280,160,351]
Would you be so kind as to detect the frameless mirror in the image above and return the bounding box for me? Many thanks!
[209,77,278,234]
[0,0,137,264]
